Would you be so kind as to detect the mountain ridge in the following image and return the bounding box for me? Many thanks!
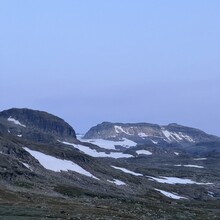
[83,121,220,147]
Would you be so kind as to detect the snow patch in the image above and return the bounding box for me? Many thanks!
[172,133,183,140]
[151,140,158,144]
[111,166,143,176]
[21,162,32,170]
[161,128,195,143]
[107,179,126,186]
[194,158,207,161]
[23,147,99,179]
[208,191,214,197]
[174,164,204,168]
[148,176,212,185]
[114,126,132,135]
[161,129,173,141]
[79,138,136,150]
[155,189,187,200]
[136,150,152,155]
[61,141,134,159]
[138,132,148,138]
[8,117,26,127]
[178,132,195,142]
[184,165,204,168]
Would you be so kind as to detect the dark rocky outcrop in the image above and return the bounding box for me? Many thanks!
[0,108,76,143]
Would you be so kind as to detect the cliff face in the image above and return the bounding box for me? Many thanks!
[83,122,219,146]
[0,108,76,143]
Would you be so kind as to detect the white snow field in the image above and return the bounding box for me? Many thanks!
[82,138,136,150]
[155,189,187,200]
[61,141,134,159]
[136,150,152,155]
[107,179,126,186]
[77,134,136,150]
[148,176,212,185]
[111,166,143,176]
[8,117,26,127]
[23,147,99,179]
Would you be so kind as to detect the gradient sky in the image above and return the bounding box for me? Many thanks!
[0,0,220,135]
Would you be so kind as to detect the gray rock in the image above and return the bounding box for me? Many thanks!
[0,108,76,143]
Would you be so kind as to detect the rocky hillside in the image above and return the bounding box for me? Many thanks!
[83,122,219,146]
[0,108,76,143]
[0,108,220,219]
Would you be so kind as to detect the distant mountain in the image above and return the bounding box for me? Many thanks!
[0,108,76,143]
[83,122,220,147]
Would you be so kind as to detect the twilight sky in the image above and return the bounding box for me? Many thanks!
[0,0,220,135]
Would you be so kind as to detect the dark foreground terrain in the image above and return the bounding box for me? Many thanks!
[1,186,220,220]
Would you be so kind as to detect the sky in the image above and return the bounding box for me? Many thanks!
[0,0,220,135]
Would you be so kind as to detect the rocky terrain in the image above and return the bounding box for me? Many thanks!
[0,108,220,219]
[0,108,77,143]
